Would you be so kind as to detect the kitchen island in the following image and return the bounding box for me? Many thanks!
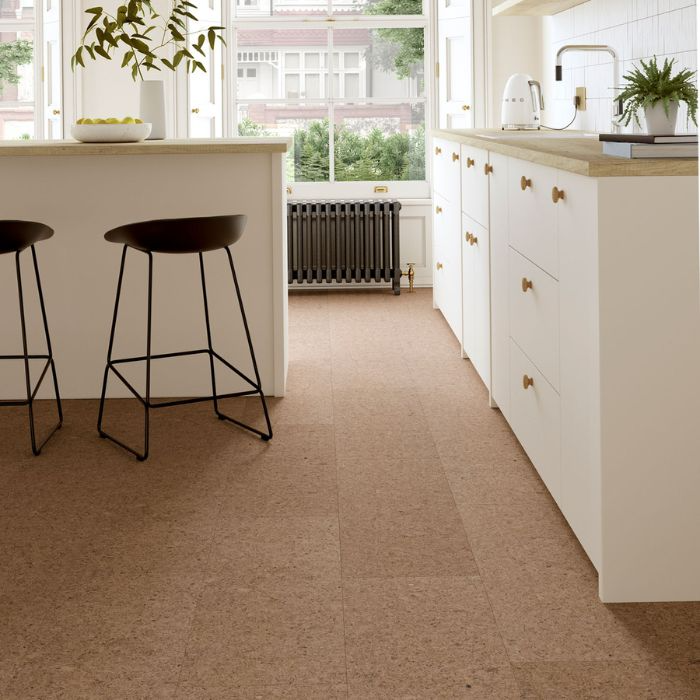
[0,138,290,399]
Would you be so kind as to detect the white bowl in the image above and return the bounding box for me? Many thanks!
[71,122,152,143]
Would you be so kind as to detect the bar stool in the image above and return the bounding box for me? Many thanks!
[0,221,63,455]
[97,214,273,461]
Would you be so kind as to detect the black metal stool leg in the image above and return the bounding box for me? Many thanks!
[16,250,37,454]
[225,247,273,441]
[199,252,220,417]
[97,246,152,461]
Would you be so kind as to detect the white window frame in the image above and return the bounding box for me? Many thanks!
[221,0,432,199]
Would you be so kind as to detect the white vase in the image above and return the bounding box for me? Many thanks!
[139,80,166,140]
[643,101,679,135]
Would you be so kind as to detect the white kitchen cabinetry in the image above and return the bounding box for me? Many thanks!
[432,131,700,602]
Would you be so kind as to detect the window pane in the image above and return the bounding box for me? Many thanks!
[235,29,327,99]
[306,73,321,98]
[334,28,424,99]
[237,104,330,183]
[0,28,34,140]
[332,0,422,16]
[334,103,425,181]
[234,0,328,19]
[305,52,320,69]
[345,73,360,98]
[0,0,35,21]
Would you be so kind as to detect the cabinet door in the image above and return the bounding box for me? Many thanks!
[460,144,489,227]
[189,0,223,137]
[437,0,470,20]
[437,17,473,130]
[433,137,461,204]
[434,196,461,341]
[507,158,559,278]
[462,212,490,387]
[488,152,510,415]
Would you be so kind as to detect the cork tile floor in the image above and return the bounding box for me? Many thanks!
[1,289,699,699]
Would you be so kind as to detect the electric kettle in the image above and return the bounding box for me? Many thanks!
[501,73,544,130]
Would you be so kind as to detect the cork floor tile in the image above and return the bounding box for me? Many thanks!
[343,576,520,699]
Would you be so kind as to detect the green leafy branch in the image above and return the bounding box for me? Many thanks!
[0,39,33,94]
[618,55,698,127]
[71,0,225,81]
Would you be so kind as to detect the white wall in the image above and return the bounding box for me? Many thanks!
[490,15,543,127]
[542,0,697,133]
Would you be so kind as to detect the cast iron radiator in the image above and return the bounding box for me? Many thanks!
[287,200,402,295]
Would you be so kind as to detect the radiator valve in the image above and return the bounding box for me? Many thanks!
[401,263,416,293]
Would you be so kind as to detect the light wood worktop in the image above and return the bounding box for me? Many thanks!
[0,137,291,157]
[432,129,698,177]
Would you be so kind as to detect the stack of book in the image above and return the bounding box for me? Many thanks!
[600,133,698,159]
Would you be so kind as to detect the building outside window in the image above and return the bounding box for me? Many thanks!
[227,0,427,191]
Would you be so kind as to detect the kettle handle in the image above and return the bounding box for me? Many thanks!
[528,80,544,111]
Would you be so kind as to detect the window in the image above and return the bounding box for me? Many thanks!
[227,0,427,193]
[0,0,36,139]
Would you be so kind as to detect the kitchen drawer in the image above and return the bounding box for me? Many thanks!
[460,144,489,227]
[509,247,560,390]
[508,157,559,278]
[434,193,462,341]
[433,137,461,204]
[509,340,561,504]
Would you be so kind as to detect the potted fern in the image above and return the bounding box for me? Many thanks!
[618,56,698,135]
[72,1,225,139]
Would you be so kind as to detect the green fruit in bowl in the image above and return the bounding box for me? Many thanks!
[135,118,144,124]
[82,118,94,124]
[106,117,120,124]
[95,119,107,124]
[122,117,136,124]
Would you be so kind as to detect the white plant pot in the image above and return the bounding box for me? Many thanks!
[643,101,679,135]
[139,80,166,140]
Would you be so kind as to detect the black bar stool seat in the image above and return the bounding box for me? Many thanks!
[97,214,273,461]
[0,221,63,455]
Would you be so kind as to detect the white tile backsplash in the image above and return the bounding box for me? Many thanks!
[543,0,697,133]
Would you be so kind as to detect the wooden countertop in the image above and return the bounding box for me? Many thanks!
[432,129,698,177]
[0,137,292,157]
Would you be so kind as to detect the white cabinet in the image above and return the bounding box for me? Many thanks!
[437,0,470,20]
[437,16,473,130]
[461,213,490,386]
[460,145,490,228]
[433,193,462,340]
[433,138,461,203]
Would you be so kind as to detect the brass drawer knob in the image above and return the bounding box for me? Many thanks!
[52,109,61,115]
[466,157,475,168]
[465,232,478,246]
[436,262,444,270]
[520,176,532,191]
[462,104,471,111]
[435,206,443,214]
[452,152,459,162]
[521,277,533,293]
[552,187,565,203]
[435,146,442,155]
[484,163,493,175]
[191,107,200,114]
[523,375,534,390]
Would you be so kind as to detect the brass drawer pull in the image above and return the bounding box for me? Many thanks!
[462,104,471,111]
[552,187,565,203]
[374,185,388,193]
[521,277,533,293]
[452,152,459,162]
[466,157,475,168]
[465,232,478,246]
[436,262,444,270]
[521,176,532,191]
[484,163,493,175]
[523,375,534,390]
[191,107,200,114]
[435,206,443,214]
[435,146,442,155]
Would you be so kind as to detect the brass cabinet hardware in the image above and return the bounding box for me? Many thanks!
[436,262,444,270]
[452,152,459,162]
[401,262,416,292]
[191,107,200,114]
[521,277,533,292]
[520,176,532,191]
[466,157,475,168]
[435,146,442,155]
[286,186,292,195]
[552,187,565,203]
[523,374,535,390]
[484,163,493,175]
[462,104,471,111]
[374,185,389,193]
[52,109,61,115]
[465,232,478,246]
[435,206,443,214]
